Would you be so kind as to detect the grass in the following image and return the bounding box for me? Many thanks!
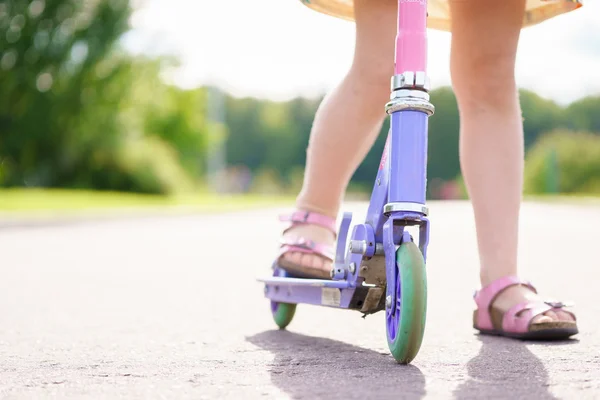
[0,188,597,217]
[0,188,294,215]
[524,193,600,205]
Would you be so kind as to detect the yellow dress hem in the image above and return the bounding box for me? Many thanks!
[299,0,583,32]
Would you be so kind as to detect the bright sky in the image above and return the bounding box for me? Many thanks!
[123,0,600,105]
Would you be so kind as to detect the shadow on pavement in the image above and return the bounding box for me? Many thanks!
[247,330,426,400]
[453,335,577,400]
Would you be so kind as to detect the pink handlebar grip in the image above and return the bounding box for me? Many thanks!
[395,0,428,75]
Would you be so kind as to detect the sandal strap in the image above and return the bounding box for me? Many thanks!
[502,301,553,333]
[474,275,537,331]
[501,300,576,333]
[278,237,335,260]
[279,210,337,235]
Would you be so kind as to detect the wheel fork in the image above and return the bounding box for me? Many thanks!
[383,213,430,317]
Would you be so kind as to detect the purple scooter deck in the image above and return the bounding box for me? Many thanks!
[259,273,387,313]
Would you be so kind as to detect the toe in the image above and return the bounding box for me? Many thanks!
[532,309,576,325]
[292,252,331,274]
[284,251,303,266]
[305,252,322,270]
[310,254,332,273]
[532,313,553,324]
[543,310,559,322]
[556,310,576,322]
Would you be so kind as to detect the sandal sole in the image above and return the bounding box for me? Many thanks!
[475,326,578,340]
[473,309,578,340]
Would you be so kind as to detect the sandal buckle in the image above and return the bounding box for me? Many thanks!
[545,300,574,308]
[302,238,316,249]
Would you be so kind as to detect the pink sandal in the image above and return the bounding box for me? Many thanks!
[273,209,337,280]
[473,275,578,340]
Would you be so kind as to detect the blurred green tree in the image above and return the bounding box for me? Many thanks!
[132,57,208,177]
[217,87,599,198]
[524,130,600,195]
[519,89,565,147]
[0,0,132,186]
[565,96,600,133]
[0,0,201,194]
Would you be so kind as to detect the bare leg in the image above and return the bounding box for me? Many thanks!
[449,0,573,322]
[280,0,397,275]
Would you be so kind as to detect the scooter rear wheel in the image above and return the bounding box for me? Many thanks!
[270,268,297,329]
[271,301,296,329]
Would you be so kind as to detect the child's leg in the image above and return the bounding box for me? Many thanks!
[449,0,573,323]
[280,0,397,276]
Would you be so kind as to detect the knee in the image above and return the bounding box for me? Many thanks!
[350,0,397,105]
[451,53,518,112]
[348,58,394,105]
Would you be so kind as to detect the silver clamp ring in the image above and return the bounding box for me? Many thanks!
[385,98,435,116]
[391,71,431,92]
[390,89,430,101]
[383,202,429,216]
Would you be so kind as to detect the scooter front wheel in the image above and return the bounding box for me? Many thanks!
[386,240,427,364]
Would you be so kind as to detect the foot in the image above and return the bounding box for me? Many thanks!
[275,210,337,279]
[490,284,575,324]
[474,275,578,339]
[280,223,336,276]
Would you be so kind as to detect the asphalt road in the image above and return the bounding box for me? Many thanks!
[1,200,599,399]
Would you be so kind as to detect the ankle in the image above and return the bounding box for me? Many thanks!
[294,202,338,221]
[479,268,518,287]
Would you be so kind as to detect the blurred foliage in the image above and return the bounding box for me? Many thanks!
[0,0,598,197]
[1,0,132,186]
[0,0,204,194]
[524,130,600,195]
[220,87,600,197]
